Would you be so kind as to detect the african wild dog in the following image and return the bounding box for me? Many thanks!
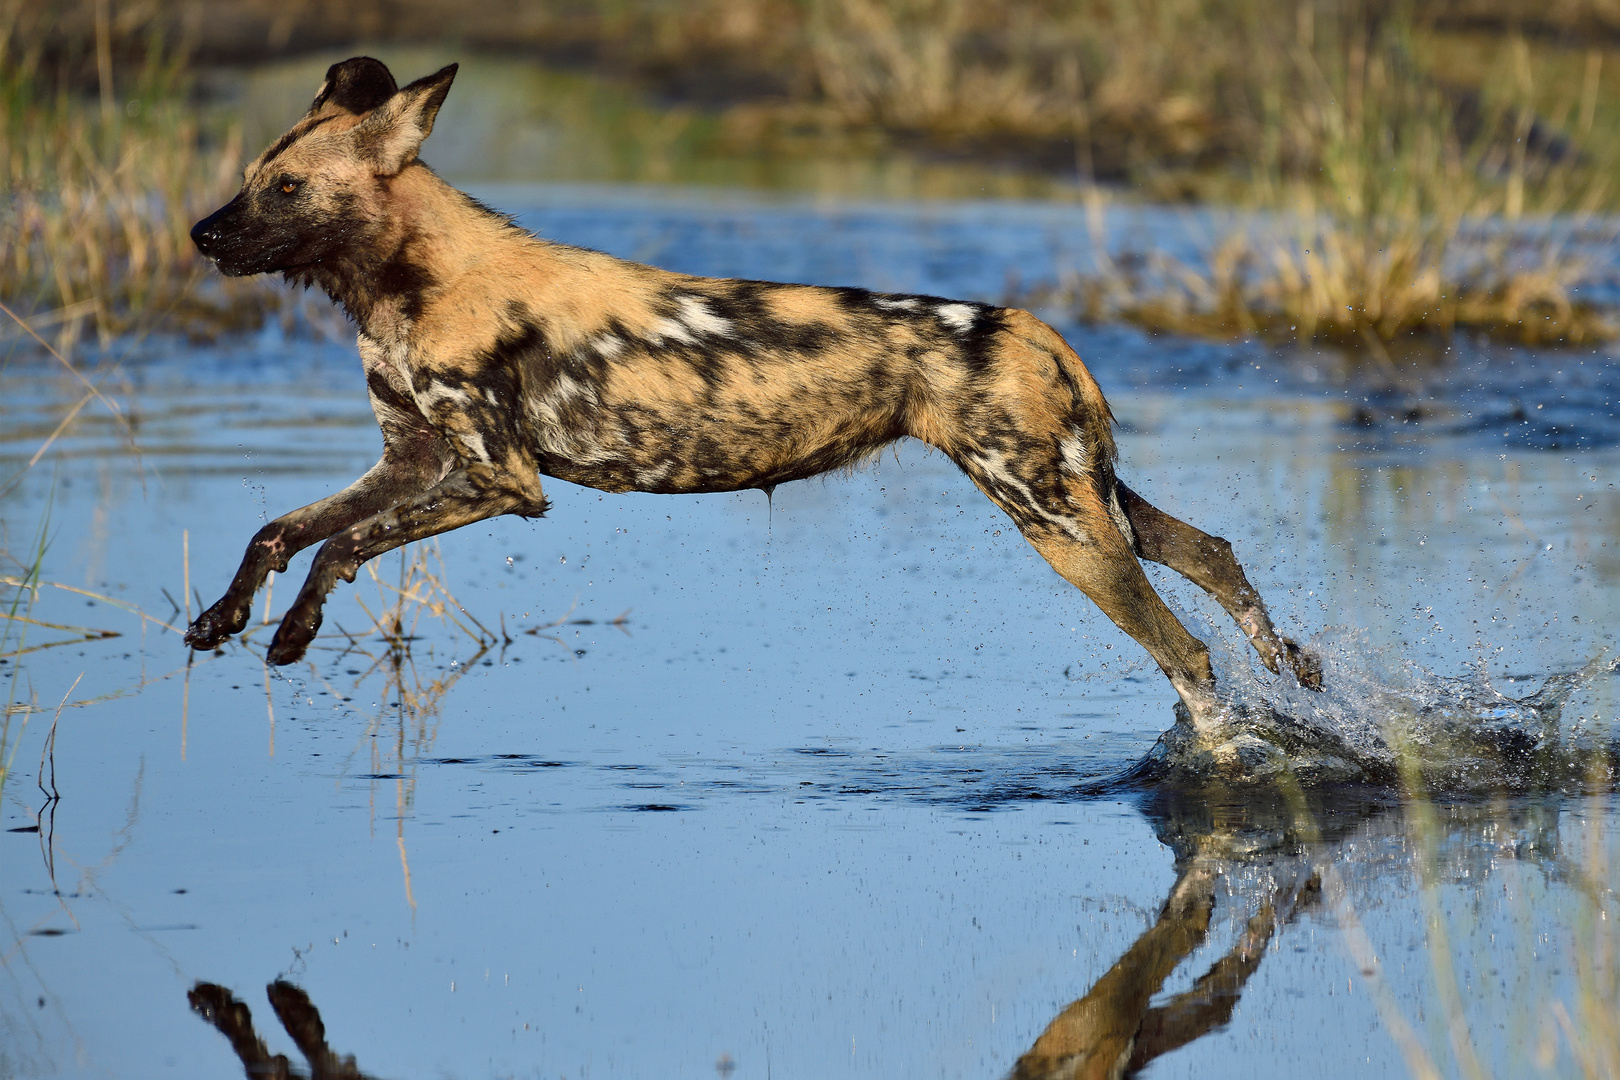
[186,58,1321,739]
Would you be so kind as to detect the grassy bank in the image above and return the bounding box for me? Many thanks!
[1018,5,1617,345]
[1039,204,1613,349]
[0,12,286,347]
[1,0,1617,346]
[37,1,1620,190]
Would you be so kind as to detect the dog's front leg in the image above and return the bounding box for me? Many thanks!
[187,373,450,652]
[185,454,443,651]
[264,465,548,665]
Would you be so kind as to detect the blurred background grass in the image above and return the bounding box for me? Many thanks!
[3,0,1619,345]
[2,8,1617,1070]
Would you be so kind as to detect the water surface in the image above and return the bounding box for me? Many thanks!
[2,187,1617,1079]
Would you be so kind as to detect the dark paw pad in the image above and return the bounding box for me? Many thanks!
[185,604,246,651]
[266,610,322,666]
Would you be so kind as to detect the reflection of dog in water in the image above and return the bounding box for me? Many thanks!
[189,865,1316,1080]
[184,56,1320,739]
[188,981,372,1079]
[1013,858,1320,1079]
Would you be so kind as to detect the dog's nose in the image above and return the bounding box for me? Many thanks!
[191,198,239,256]
[190,216,220,255]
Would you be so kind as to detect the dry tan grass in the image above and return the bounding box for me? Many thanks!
[805,0,1236,166]
[0,7,289,346]
[1047,204,1613,347]
[349,541,496,657]
[1023,8,1617,347]
[3,0,1615,347]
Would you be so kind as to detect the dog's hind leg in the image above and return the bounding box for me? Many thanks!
[1018,508,1224,728]
[1114,483,1322,690]
[953,449,1223,729]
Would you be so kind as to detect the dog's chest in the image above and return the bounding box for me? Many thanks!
[357,334,414,401]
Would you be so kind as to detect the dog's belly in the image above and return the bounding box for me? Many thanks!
[529,400,900,496]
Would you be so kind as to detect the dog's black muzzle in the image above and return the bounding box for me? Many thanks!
[190,198,255,276]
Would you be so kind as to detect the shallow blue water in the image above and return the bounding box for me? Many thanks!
[1,187,1617,1079]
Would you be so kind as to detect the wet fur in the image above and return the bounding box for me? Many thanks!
[185,58,1320,728]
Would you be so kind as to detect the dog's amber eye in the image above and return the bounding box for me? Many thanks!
[280,181,298,194]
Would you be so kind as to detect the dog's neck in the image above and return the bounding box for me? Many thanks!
[306,165,516,349]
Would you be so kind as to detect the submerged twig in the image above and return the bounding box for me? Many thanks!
[35,673,82,909]
[1,576,179,636]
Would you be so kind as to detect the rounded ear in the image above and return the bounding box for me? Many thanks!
[351,64,458,175]
[307,57,398,119]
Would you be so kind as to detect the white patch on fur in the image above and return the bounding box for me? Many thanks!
[1107,485,1137,552]
[593,334,626,358]
[415,382,470,412]
[676,295,732,338]
[874,297,920,311]
[649,317,695,345]
[485,388,501,406]
[646,296,732,346]
[965,448,1086,543]
[528,374,612,465]
[459,430,490,464]
[1057,436,1091,476]
[530,374,589,427]
[356,334,412,398]
[936,303,977,332]
[636,460,675,488]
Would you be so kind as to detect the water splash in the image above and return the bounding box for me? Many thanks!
[1132,627,1619,792]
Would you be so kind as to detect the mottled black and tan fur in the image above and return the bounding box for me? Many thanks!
[186,58,1320,737]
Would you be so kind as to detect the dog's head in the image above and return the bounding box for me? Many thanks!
[190,57,456,277]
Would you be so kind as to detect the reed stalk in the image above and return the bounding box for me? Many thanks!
[0,7,282,345]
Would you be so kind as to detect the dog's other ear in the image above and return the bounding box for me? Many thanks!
[350,63,457,175]
[307,57,398,119]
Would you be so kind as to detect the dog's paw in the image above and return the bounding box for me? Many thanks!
[1283,639,1323,691]
[184,601,248,651]
[266,608,322,666]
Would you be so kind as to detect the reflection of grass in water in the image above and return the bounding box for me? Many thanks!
[0,308,182,810]
[1398,766,1619,1079]
[351,541,495,657]
[285,543,498,912]
[1277,765,1620,1078]
[0,501,52,796]
[1560,796,1620,1079]
[267,541,613,909]
[258,541,494,766]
